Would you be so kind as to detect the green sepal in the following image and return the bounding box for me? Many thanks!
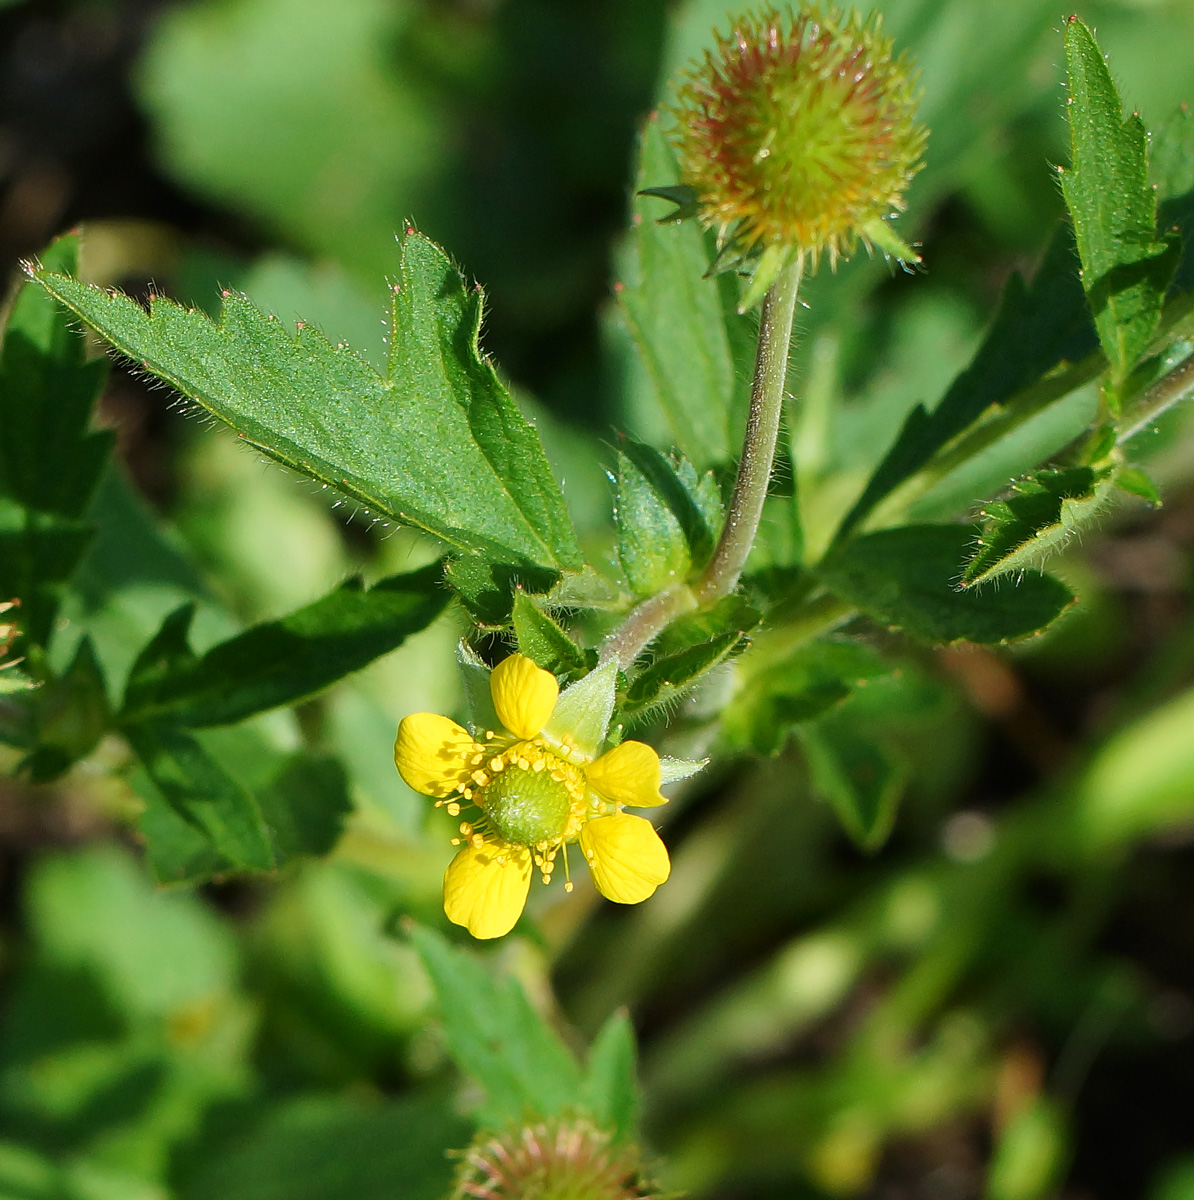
[737,242,797,314]
[457,641,502,737]
[543,660,618,758]
[511,591,594,683]
[862,216,921,266]
[638,183,703,223]
[1117,465,1163,505]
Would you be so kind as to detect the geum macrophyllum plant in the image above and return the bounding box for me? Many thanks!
[395,654,671,939]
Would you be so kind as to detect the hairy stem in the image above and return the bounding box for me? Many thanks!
[599,257,803,671]
[1118,349,1194,445]
[695,256,803,603]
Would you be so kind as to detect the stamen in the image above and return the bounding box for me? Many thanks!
[446,802,461,816]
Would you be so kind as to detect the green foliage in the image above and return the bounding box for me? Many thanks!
[32,229,581,573]
[177,1094,467,1200]
[119,565,447,728]
[962,465,1118,586]
[617,117,740,467]
[0,237,110,648]
[820,525,1074,644]
[408,925,639,1135]
[835,223,1097,542]
[1061,17,1179,386]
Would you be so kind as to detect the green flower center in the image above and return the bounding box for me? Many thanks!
[484,765,572,846]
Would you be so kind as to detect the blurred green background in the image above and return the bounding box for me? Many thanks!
[2,0,1194,1197]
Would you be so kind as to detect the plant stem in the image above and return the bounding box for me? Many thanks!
[597,583,697,670]
[1117,349,1194,445]
[695,255,803,603]
[598,256,803,671]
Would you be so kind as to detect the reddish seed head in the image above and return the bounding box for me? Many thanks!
[670,4,926,273]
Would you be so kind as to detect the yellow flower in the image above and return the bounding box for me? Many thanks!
[395,654,671,939]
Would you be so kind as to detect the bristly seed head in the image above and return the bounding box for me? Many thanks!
[669,4,927,282]
[452,1117,658,1200]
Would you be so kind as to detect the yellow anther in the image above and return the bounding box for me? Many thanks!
[533,760,545,772]
[564,881,574,893]
[485,730,495,740]
[490,756,504,771]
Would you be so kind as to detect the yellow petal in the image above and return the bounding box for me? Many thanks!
[490,653,558,740]
[443,842,532,939]
[394,713,477,798]
[585,740,666,807]
[580,813,670,905]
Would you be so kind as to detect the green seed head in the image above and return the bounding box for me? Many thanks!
[670,5,927,275]
[483,765,572,846]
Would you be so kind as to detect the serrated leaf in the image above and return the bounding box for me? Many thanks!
[617,115,737,467]
[127,723,275,872]
[836,223,1098,542]
[1061,17,1179,381]
[120,564,447,727]
[798,719,906,852]
[407,924,582,1126]
[963,465,1117,586]
[615,449,691,599]
[622,632,741,719]
[620,439,720,566]
[820,525,1074,644]
[0,236,111,648]
[511,592,592,682]
[721,639,890,758]
[581,1011,640,1142]
[650,592,761,660]
[32,228,581,572]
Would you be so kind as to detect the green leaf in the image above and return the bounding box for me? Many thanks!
[137,747,352,884]
[650,592,761,660]
[21,636,111,783]
[176,1093,467,1200]
[32,228,581,572]
[622,632,741,720]
[444,554,559,628]
[798,718,907,852]
[407,924,582,1126]
[1061,17,1179,381]
[819,525,1075,644]
[581,1011,640,1142]
[511,592,593,682]
[962,465,1117,586]
[620,439,721,566]
[126,723,275,872]
[120,564,447,727]
[835,224,1097,542]
[615,448,691,599]
[1153,103,1194,295]
[720,640,889,758]
[0,237,110,647]
[617,115,738,466]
